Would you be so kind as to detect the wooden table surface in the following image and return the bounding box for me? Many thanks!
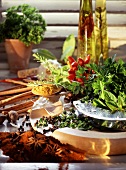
[0,69,126,170]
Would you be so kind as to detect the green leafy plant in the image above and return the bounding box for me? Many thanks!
[83,56,126,113]
[0,4,46,46]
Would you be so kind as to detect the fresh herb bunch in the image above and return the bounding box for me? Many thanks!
[0,4,46,46]
[33,49,126,113]
[33,53,95,96]
[33,53,70,86]
[82,55,126,113]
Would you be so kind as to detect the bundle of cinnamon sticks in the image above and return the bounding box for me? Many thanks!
[0,78,39,116]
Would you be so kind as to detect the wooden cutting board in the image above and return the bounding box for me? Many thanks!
[52,127,126,156]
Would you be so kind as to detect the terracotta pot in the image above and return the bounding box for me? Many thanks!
[5,39,32,73]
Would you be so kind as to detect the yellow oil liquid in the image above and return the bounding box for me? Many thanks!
[77,0,95,63]
[95,0,108,63]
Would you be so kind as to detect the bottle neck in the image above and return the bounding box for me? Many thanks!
[80,0,93,13]
[96,0,106,8]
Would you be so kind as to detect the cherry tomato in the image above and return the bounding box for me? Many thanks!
[71,66,78,72]
[77,58,84,66]
[83,55,90,64]
[71,61,78,67]
[76,78,84,85]
[68,73,75,81]
[68,68,75,74]
[70,62,78,73]
[68,56,75,65]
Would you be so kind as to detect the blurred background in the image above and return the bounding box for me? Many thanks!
[0,0,126,70]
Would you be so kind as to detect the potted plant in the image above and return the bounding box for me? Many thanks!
[0,4,46,73]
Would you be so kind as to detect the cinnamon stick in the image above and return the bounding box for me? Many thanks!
[0,91,35,107]
[1,98,37,112]
[4,79,28,86]
[0,86,32,96]
[0,85,25,99]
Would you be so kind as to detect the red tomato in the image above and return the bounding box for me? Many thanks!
[71,61,78,67]
[83,55,90,64]
[70,62,78,73]
[77,58,84,66]
[76,78,84,85]
[71,66,78,72]
[68,73,75,81]
[68,56,75,65]
[68,68,75,74]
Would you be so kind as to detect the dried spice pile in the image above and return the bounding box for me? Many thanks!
[0,130,86,162]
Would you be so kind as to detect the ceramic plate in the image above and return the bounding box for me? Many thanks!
[52,127,126,156]
[73,100,126,121]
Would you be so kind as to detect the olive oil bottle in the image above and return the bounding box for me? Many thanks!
[77,0,95,63]
[95,0,108,63]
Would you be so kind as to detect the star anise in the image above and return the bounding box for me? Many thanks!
[26,136,47,150]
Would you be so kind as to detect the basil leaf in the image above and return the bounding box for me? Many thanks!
[105,101,118,112]
[92,80,101,94]
[99,81,105,99]
[117,95,124,110]
[93,98,106,108]
[104,90,117,102]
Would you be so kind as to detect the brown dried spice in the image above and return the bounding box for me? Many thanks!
[0,130,86,162]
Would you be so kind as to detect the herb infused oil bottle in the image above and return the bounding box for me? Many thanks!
[77,0,95,63]
[95,0,108,63]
